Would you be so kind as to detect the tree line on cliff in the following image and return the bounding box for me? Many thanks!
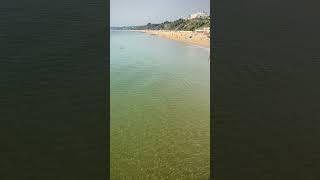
[111,17,210,31]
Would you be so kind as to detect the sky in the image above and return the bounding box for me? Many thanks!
[110,0,210,27]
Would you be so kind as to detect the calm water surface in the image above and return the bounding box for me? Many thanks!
[110,31,210,179]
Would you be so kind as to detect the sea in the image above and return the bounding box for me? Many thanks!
[110,30,210,179]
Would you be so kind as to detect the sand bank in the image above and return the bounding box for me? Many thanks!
[138,30,210,48]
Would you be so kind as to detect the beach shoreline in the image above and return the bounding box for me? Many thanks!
[134,30,210,48]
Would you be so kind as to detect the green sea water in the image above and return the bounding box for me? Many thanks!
[110,31,210,179]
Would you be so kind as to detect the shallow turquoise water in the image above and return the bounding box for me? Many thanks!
[111,31,210,179]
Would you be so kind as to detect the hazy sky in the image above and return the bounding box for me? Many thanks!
[111,0,210,27]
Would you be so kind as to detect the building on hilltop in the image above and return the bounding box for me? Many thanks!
[185,12,209,20]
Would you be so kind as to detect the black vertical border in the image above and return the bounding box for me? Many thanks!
[1,0,109,178]
[210,0,216,179]
[105,0,110,179]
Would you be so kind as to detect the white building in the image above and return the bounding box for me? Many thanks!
[195,27,210,33]
[185,12,209,19]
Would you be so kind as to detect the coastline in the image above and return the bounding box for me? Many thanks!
[136,30,210,48]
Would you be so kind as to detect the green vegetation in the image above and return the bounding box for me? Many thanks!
[111,17,210,31]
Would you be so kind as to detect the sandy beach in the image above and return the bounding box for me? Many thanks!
[137,30,210,48]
